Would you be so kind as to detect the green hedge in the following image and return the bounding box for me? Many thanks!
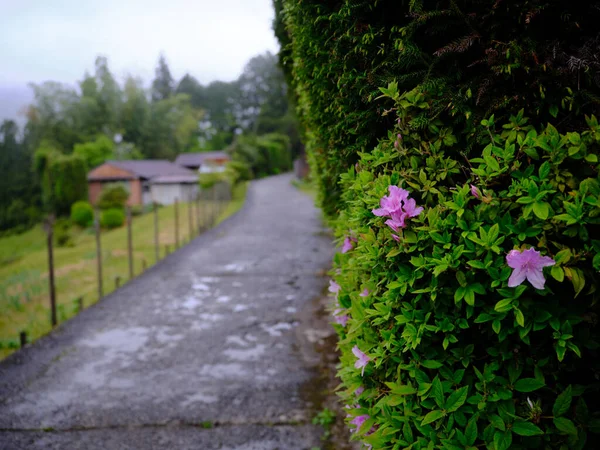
[70,201,94,227]
[276,1,600,449]
[101,208,125,229]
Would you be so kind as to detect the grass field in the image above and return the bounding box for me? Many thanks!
[0,182,248,360]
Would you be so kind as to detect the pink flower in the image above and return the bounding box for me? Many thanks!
[397,133,402,140]
[329,280,341,294]
[470,184,480,199]
[333,309,350,326]
[355,386,364,395]
[372,185,422,231]
[402,198,424,218]
[372,186,409,217]
[335,315,349,326]
[391,234,400,242]
[360,288,369,297]
[394,140,399,149]
[350,414,370,430]
[506,248,556,290]
[341,235,357,253]
[352,346,371,376]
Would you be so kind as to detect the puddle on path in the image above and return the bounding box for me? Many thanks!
[223,344,266,361]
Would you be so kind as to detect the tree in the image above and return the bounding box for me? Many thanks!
[94,56,121,134]
[176,74,205,109]
[73,135,115,169]
[121,76,150,149]
[151,54,174,102]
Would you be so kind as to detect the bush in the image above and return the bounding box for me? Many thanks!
[98,185,129,210]
[199,172,228,189]
[70,201,94,227]
[100,208,125,229]
[228,133,292,178]
[130,205,144,216]
[276,1,600,449]
[225,160,253,185]
[53,218,74,248]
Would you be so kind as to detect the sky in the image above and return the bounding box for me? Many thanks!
[0,0,279,121]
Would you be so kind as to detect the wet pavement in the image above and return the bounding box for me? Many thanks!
[0,174,335,450]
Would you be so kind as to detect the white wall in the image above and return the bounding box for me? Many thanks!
[151,184,198,205]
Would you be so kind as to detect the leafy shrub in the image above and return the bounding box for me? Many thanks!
[98,185,129,210]
[70,201,94,227]
[199,172,228,189]
[329,96,600,449]
[225,160,253,185]
[53,218,74,248]
[130,205,144,216]
[275,1,600,449]
[228,133,292,178]
[100,208,125,229]
[275,0,600,218]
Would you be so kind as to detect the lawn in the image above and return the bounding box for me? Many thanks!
[0,182,248,359]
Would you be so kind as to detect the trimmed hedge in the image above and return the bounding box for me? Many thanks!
[100,208,125,229]
[70,201,94,228]
[276,1,600,449]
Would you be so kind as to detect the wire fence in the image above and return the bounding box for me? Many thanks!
[12,182,231,350]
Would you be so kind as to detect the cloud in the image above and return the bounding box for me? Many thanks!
[0,0,279,86]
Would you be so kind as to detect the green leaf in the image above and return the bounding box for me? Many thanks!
[468,260,486,269]
[554,417,578,435]
[432,376,445,409]
[514,378,545,393]
[445,386,469,412]
[512,421,544,436]
[514,308,525,327]
[533,202,549,220]
[465,418,478,446]
[569,267,586,297]
[495,298,513,312]
[390,385,418,396]
[493,430,512,450]
[551,266,564,282]
[553,385,573,417]
[490,414,506,431]
[422,360,443,369]
[492,319,501,334]
[421,410,445,426]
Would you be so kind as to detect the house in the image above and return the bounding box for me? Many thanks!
[87,160,199,206]
[175,151,230,173]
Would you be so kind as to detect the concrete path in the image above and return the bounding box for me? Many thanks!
[0,174,335,450]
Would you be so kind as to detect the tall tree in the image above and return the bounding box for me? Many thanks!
[176,74,205,109]
[121,76,149,149]
[151,54,174,102]
[94,56,121,134]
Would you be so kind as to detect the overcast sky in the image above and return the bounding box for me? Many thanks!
[0,0,279,88]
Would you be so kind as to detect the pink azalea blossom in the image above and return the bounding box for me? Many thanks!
[352,346,371,376]
[372,185,423,232]
[355,386,364,395]
[333,309,350,326]
[341,235,357,253]
[506,248,555,290]
[372,186,409,217]
[470,184,480,199]
[329,280,341,294]
[350,414,370,430]
[397,133,402,141]
[391,233,400,242]
[394,140,399,149]
[360,288,369,297]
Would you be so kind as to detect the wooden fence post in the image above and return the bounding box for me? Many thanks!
[44,215,57,327]
[174,197,180,248]
[212,183,219,227]
[77,296,84,312]
[19,331,27,348]
[94,208,103,300]
[153,202,159,263]
[115,276,121,289]
[127,206,134,279]
[195,191,201,235]
[188,191,193,239]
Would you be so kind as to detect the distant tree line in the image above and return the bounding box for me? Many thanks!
[0,52,301,234]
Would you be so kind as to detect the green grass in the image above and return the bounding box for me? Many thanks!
[291,178,317,200]
[0,182,248,360]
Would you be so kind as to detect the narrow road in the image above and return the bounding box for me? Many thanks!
[0,174,335,450]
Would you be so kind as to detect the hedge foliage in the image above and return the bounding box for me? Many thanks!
[275,1,600,449]
[100,208,125,229]
[70,201,94,228]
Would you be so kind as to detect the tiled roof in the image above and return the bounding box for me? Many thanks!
[174,151,230,167]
